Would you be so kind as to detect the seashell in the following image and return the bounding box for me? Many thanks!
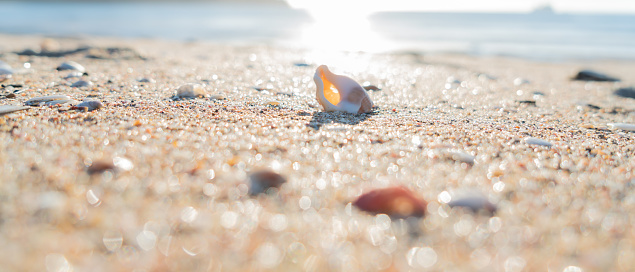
[25,95,71,106]
[0,105,29,116]
[176,83,206,98]
[56,61,85,72]
[448,195,497,214]
[76,100,103,111]
[607,123,635,131]
[313,65,373,114]
[71,80,93,88]
[353,186,427,218]
[248,170,287,195]
[525,137,552,147]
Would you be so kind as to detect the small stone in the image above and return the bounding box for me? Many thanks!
[209,94,226,100]
[353,187,427,218]
[138,78,156,83]
[0,105,29,116]
[87,157,133,175]
[25,95,71,106]
[265,101,280,107]
[76,100,103,111]
[525,137,552,147]
[45,99,78,106]
[71,80,93,88]
[614,87,635,99]
[607,123,635,131]
[56,61,85,72]
[176,83,206,98]
[513,78,530,86]
[363,85,381,91]
[248,170,287,195]
[64,72,83,79]
[449,195,497,214]
[0,61,13,75]
[572,70,619,82]
[447,150,475,164]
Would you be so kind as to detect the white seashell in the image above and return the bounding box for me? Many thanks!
[71,80,93,88]
[76,100,103,111]
[313,65,373,114]
[0,105,29,116]
[525,137,552,147]
[176,83,206,98]
[607,123,635,131]
[25,95,71,106]
[57,61,85,72]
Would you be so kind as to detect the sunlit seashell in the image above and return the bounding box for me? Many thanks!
[313,65,373,114]
[353,186,427,218]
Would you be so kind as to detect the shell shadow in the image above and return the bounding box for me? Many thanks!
[307,110,376,130]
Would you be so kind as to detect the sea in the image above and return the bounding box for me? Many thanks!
[1,1,635,61]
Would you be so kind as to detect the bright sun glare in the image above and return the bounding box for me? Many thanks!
[286,0,393,72]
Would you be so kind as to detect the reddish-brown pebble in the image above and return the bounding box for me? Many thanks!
[353,186,427,218]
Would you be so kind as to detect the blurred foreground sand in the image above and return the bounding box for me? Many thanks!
[1,34,635,271]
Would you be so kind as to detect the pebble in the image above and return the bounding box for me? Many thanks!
[76,100,104,111]
[137,78,156,83]
[0,61,13,75]
[353,187,427,218]
[0,61,12,81]
[56,61,85,72]
[209,94,226,100]
[513,78,530,86]
[45,99,78,106]
[71,80,93,88]
[363,85,381,91]
[265,101,280,107]
[572,70,619,82]
[614,87,635,99]
[447,150,476,164]
[448,195,497,214]
[0,105,29,116]
[64,72,83,79]
[607,123,635,131]
[176,83,206,98]
[87,157,133,175]
[25,95,71,106]
[525,137,552,147]
[248,170,287,195]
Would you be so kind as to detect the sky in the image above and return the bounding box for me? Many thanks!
[285,0,635,14]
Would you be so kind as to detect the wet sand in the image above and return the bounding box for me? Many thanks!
[1,34,635,271]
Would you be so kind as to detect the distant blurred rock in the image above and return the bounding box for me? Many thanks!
[572,70,619,82]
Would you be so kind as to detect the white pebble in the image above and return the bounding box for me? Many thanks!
[57,61,85,72]
[525,137,552,147]
[71,80,93,88]
[0,105,29,116]
[176,83,206,98]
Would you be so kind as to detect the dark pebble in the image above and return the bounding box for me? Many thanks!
[572,70,619,82]
[248,170,287,195]
[614,87,635,99]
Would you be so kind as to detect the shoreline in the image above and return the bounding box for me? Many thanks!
[1,34,635,271]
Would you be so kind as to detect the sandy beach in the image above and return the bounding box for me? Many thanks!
[1,34,635,271]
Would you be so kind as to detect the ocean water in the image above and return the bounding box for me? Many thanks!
[1,2,635,61]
